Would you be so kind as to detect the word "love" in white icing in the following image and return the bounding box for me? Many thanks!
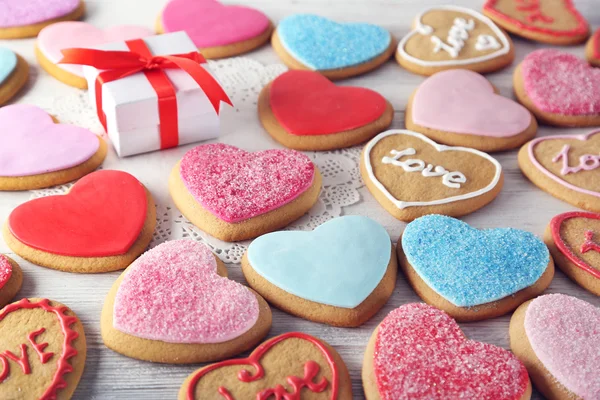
[382,148,467,188]
[428,17,501,58]
[552,144,600,175]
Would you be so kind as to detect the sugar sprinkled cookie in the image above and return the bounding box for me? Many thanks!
[169,143,321,242]
[101,240,271,363]
[272,14,394,80]
[406,69,537,152]
[361,129,503,221]
[179,332,353,400]
[396,6,514,76]
[0,298,86,399]
[483,0,589,45]
[0,48,28,106]
[510,294,600,400]
[544,211,600,295]
[398,214,554,321]
[0,105,107,191]
[242,216,396,327]
[363,303,532,400]
[0,255,22,308]
[586,28,600,67]
[3,170,156,273]
[157,0,273,59]
[258,70,394,151]
[0,0,85,39]
[36,22,152,89]
[514,49,600,127]
[518,131,600,212]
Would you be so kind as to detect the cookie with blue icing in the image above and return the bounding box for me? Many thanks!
[241,215,397,327]
[398,214,554,321]
[0,48,28,105]
[272,14,395,80]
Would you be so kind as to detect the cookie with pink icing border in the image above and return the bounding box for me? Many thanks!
[514,49,600,127]
[101,240,272,364]
[406,69,537,152]
[0,255,22,308]
[169,143,322,242]
[518,130,600,212]
[0,0,85,39]
[510,294,600,400]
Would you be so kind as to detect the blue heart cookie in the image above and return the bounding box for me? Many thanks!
[247,215,391,308]
[277,14,391,70]
[0,48,17,84]
[402,214,549,307]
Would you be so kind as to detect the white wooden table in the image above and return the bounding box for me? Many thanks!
[1,0,599,398]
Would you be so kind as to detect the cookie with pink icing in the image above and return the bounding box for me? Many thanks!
[157,0,273,59]
[510,294,600,400]
[169,143,322,242]
[518,130,600,213]
[0,0,85,39]
[36,22,152,89]
[0,255,22,308]
[406,69,537,152]
[514,49,600,127]
[0,104,107,191]
[101,239,272,363]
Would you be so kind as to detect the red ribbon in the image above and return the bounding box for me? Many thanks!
[59,39,232,150]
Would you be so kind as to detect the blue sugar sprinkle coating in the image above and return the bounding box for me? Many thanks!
[277,14,391,71]
[402,215,549,308]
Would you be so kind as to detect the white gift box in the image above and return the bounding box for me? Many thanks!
[82,32,224,157]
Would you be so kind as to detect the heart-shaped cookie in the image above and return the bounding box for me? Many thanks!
[586,28,600,67]
[0,255,22,308]
[102,240,271,363]
[170,143,321,241]
[397,6,513,76]
[0,0,84,39]
[510,294,600,400]
[361,129,503,221]
[0,298,86,400]
[0,48,27,106]
[273,14,393,79]
[363,303,531,399]
[180,332,353,400]
[407,69,535,152]
[0,48,17,84]
[242,216,396,327]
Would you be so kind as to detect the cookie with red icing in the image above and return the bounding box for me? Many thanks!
[0,298,86,399]
[3,170,156,273]
[510,294,600,400]
[514,49,600,127]
[0,255,22,308]
[483,0,589,45]
[179,332,352,399]
[363,303,532,400]
[101,240,271,363]
[585,28,600,67]
[0,0,85,39]
[169,143,321,242]
[258,70,394,151]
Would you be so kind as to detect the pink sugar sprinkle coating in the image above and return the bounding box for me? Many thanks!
[113,240,259,344]
[0,255,12,290]
[0,0,80,28]
[179,143,315,223]
[525,294,600,399]
[374,303,529,400]
[521,49,600,116]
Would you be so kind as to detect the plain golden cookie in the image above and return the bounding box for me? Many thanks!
[0,255,22,308]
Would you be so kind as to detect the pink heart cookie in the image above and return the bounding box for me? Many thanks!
[0,0,80,28]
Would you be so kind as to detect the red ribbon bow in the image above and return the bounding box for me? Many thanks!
[60,39,232,151]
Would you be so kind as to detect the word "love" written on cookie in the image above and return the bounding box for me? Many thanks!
[429,17,500,58]
[552,145,600,176]
[0,328,53,382]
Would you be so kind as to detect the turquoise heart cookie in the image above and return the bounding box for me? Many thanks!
[247,215,391,308]
[0,48,17,84]
[402,215,549,307]
[277,14,391,70]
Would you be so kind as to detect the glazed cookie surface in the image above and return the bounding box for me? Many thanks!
[4,170,156,273]
[157,0,273,59]
[0,255,22,308]
[0,298,86,400]
[510,294,600,400]
[518,131,600,212]
[242,216,397,327]
[272,14,394,79]
[483,0,589,45]
[406,69,537,152]
[258,70,394,151]
[363,303,532,400]
[396,6,514,76]
[361,129,503,221]
[0,48,28,106]
[398,214,554,321]
[586,28,600,67]
[179,332,353,400]
[0,0,85,39]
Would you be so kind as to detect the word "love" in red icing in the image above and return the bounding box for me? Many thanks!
[516,0,554,23]
[0,328,54,383]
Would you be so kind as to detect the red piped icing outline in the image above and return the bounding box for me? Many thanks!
[0,299,80,400]
[186,332,339,400]
[0,255,12,291]
[483,0,588,37]
[550,211,600,279]
[593,29,600,59]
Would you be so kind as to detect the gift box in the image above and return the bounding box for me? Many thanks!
[61,32,231,157]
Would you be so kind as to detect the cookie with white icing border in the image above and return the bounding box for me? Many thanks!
[0,255,22,308]
[0,0,85,39]
[585,28,600,67]
[0,48,28,106]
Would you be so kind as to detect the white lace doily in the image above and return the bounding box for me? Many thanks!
[31,57,364,263]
